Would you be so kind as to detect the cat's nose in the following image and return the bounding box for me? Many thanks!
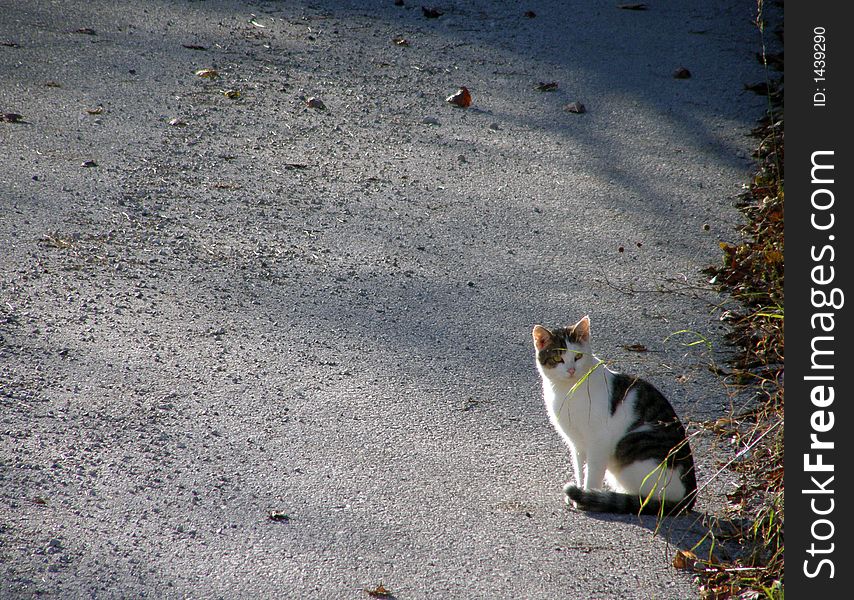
[568,367,576,377]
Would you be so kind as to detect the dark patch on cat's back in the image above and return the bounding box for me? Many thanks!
[608,373,641,415]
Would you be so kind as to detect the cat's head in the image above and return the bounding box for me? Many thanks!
[532,316,593,382]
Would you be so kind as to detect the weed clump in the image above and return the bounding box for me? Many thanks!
[698,2,784,597]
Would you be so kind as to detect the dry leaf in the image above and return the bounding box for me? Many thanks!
[85,106,104,115]
[74,27,96,35]
[223,89,241,99]
[618,3,648,9]
[168,117,188,127]
[182,43,207,50]
[445,86,472,108]
[673,549,698,571]
[1,113,25,123]
[623,344,648,352]
[80,160,98,168]
[535,81,558,92]
[195,68,219,79]
[564,101,586,113]
[365,583,393,598]
[392,36,410,46]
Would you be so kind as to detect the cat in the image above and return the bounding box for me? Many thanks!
[532,316,697,515]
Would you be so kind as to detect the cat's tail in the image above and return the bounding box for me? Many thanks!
[564,484,695,516]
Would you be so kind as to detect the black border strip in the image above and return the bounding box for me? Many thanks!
[786,1,852,594]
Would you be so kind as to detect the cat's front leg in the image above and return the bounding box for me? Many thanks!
[582,456,607,491]
[569,446,586,487]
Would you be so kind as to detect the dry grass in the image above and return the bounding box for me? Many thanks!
[697,3,784,597]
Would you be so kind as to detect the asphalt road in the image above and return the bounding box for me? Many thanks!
[1,1,769,598]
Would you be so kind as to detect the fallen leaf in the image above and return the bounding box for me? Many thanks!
[168,117,188,127]
[421,7,443,18]
[421,116,440,125]
[195,68,219,79]
[535,81,558,92]
[1,113,25,123]
[283,163,310,170]
[445,86,472,108]
[32,496,48,505]
[623,344,648,352]
[44,81,61,88]
[618,3,648,9]
[85,106,104,115]
[1,40,20,48]
[673,66,691,79]
[673,549,698,571]
[81,160,98,168]
[365,583,393,598]
[564,101,586,113]
[249,18,266,28]
[74,27,97,35]
[41,234,74,249]
[182,43,207,50]
[305,96,326,109]
[223,89,241,99]
[392,36,410,46]
[268,509,290,522]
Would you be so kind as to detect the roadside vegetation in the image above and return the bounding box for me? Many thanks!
[694,3,784,598]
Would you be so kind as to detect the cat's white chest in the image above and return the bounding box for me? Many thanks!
[542,371,617,448]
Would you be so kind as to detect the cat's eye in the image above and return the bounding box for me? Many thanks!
[573,352,583,360]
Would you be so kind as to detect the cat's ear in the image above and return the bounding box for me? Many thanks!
[532,325,552,350]
[569,315,591,343]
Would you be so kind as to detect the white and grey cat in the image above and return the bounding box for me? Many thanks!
[533,316,696,515]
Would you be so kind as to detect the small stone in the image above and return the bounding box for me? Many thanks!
[268,509,290,522]
[306,96,326,110]
[673,67,691,79]
[81,160,98,168]
[421,116,440,125]
[564,101,586,114]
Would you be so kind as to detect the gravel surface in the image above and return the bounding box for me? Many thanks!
[2,1,766,598]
